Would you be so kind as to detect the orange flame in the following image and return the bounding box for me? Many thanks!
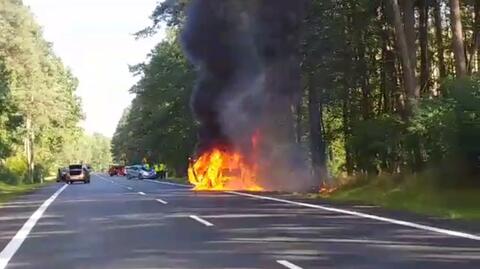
[188,147,264,191]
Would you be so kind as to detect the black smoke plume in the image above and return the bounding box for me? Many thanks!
[182,0,314,191]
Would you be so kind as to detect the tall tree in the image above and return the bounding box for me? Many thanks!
[419,0,430,93]
[0,0,82,183]
[389,0,418,114]
[434,0,447,79]
[450,0,468,77]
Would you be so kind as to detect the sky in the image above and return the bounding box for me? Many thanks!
[24,0,165,137]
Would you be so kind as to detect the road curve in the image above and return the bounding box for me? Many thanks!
[0,174,479,269]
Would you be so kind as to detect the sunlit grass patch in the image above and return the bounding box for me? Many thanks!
[0,181,51,205]
[322,174,480,220]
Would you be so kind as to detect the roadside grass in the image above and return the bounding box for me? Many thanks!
[0,177,55,205]
[317,174,480,220]
[164,177,190,185]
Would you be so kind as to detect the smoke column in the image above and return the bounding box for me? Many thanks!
[182,0,314,191]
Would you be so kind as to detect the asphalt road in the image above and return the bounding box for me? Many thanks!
[0,174,479,269]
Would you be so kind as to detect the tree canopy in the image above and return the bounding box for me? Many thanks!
[114,0,480,186]
[0,0,111,183]
[112,37,196,175]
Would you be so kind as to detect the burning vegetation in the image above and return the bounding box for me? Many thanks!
[183,0,315,192]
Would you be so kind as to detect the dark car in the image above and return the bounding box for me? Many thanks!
[66,164,90,184]
[56,167,68,182]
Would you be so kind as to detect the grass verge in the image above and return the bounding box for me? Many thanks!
[316,175,480,220]
[0,178,55,205]
[165,177,190,185]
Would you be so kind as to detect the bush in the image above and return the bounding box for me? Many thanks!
[348,115,404,174]
[410,76,480,186]
[0,154,28,184]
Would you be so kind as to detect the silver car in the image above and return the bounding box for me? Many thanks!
[126,165,143,179]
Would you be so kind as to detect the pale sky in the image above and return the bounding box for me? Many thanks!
[24,0,165,137]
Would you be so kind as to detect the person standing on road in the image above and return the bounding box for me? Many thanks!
[158,163,166,179]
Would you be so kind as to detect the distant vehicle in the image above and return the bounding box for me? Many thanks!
[138,167,157,179]
[108,165,125,176]
[56,167,68,182]
[66,164,90,184]
[126,165,147,180]
[126,165,157,179]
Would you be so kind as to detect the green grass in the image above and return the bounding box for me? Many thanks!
[164,177,190,185]
[0,181,48,205]
[316,175,480,220]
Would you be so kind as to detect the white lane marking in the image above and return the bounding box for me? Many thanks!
[156,198,168,205]
[189,215,214,227]
[277,260,303,269]
[138,192,146,196]
[0,184,68,269]
[145,179,191,188]
[127,187,133,191]
[227,191,480,241]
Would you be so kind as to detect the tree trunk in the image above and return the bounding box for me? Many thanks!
[468,1,480,73]
[342,92,354,176]
[419,0,430,93]
[308,82,328,186]
[434,0,447,79]
[475,0,480,72]
[402,0,417,77]
[389,0,418,116]
[449,0,468,77]
[25,117,35,184]
[357,33,372,120]
[295,98,303,144]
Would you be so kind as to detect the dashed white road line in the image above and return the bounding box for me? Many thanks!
[138,192,146,196]
[227,191,480,241]
[126,187,133,191]
[0,184,68,269]
[277,260,303,269]
[156,198,168,205]
[111,175,480,241]
[189,215,214,227]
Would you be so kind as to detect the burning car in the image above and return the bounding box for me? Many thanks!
[188,147,264,191]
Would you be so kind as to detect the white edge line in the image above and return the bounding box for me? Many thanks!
[114,174,480,241]
[277,260,303,269]
[156,199,168,205]
[189,215,214,227]
[0,184,68,269]
[226,191,480,241]
[138,192,146,196]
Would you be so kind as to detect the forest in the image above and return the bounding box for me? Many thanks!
[113,0,479,191]
[0,0,112,185]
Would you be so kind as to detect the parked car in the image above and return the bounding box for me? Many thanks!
[126,165,153,180]
[138,167,157,179]
[109,165,125,176]
[66,164,90,184]
[56,167,69,182]
[126,165,142,179]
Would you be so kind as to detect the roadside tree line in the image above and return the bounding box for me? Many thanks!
[113,0,480,186]
[0,0,111,184]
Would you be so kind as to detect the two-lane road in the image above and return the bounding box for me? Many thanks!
[0,174,479,268]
